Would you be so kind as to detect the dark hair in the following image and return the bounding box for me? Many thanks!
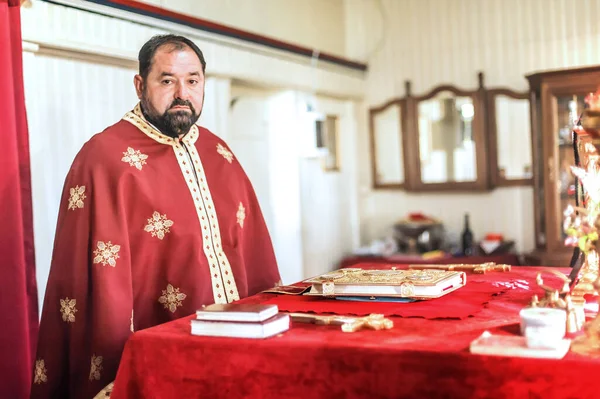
[138,34,206,79]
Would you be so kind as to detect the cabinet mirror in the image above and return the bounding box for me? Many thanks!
[406,76,488,191]
[369,100,406,188]
[487,89,533,186]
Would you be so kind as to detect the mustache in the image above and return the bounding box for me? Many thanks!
[169,98,195,113]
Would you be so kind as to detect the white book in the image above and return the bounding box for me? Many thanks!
[190,313,290,339]
[195,303,278,322]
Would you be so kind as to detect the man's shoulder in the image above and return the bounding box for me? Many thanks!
[196,125,235,151]
[86,119,137,148]
[196,125,223,142]
[72,120,137,169]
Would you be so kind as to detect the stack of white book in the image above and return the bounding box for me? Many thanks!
[190,303,290,339]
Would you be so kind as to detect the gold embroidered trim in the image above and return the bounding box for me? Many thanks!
[130,309,134,332]
[172,142,240,303]
[93,241,121,267]
[237,202,246,228]
[144,211,174,240]
[60,297,77,323]
[93,382,114,399]
[217,143,234,163]
[68,185,86,210]
[89,355,103,381]
[34,359,47,384]
[121,147,148,170]
[158,284,187,313]
[176,142,240,303]
[122,103,199,146]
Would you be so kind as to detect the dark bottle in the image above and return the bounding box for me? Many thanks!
[461,213,474,256]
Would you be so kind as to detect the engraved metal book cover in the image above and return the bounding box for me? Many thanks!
[303,268,466,299]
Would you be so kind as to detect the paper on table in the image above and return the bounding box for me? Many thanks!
[470,331,571,359]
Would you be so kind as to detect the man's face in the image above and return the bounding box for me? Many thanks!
[134,45,205,137]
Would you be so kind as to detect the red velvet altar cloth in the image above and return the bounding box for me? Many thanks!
[111,266,600,399]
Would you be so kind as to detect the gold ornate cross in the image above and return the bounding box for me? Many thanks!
[408,262,511,274]
[289,312,394,333]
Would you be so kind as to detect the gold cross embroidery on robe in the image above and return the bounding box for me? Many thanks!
[68,185,86,210]
[158,284,187,313]
[237,202,246,228]
[60,297,77,323]
[217,143,234,163]
[93,241,121,267]
[34,359,47,384]
[144,211,174,240]
[121,147,148,170]
[89,355,103,381]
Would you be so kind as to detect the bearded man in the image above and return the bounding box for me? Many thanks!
[31,34,281,398]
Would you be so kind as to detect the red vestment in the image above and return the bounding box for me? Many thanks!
[31,104,281,398]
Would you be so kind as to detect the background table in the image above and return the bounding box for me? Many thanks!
[110,266,600,399]
[339,253,522,269]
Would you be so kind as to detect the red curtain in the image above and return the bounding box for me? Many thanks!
[0,0,39,398]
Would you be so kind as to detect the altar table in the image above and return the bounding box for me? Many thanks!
[110,266,600,399]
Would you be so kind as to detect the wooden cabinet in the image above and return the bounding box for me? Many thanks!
[369,73,534,192]
[527,66,600,266]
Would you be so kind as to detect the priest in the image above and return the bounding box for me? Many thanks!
[30,34,281,398]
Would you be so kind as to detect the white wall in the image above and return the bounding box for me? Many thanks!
[345,0,600,252]
[226,86,361,282]
[22,52,139,312]
[137,0,347,57]
[21,0,364,99]
[299,97,360,277]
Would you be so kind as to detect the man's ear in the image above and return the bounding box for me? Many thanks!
[134,75,144,99]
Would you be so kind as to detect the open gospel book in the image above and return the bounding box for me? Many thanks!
[303,268,466,300]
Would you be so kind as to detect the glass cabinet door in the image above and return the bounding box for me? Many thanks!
[552,93,587,246]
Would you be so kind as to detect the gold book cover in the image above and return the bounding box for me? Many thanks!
[303,268,466,299]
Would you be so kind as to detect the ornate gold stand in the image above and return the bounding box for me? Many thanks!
[563,133,600,307]
[566,101,600,355]
[572,249,600,299]
[570,276,600,356]
[569,249,599,328]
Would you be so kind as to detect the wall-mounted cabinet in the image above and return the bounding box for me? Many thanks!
[369,72,533,192]
[367,66,600,266]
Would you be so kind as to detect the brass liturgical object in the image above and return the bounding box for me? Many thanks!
[528,269,583,334]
